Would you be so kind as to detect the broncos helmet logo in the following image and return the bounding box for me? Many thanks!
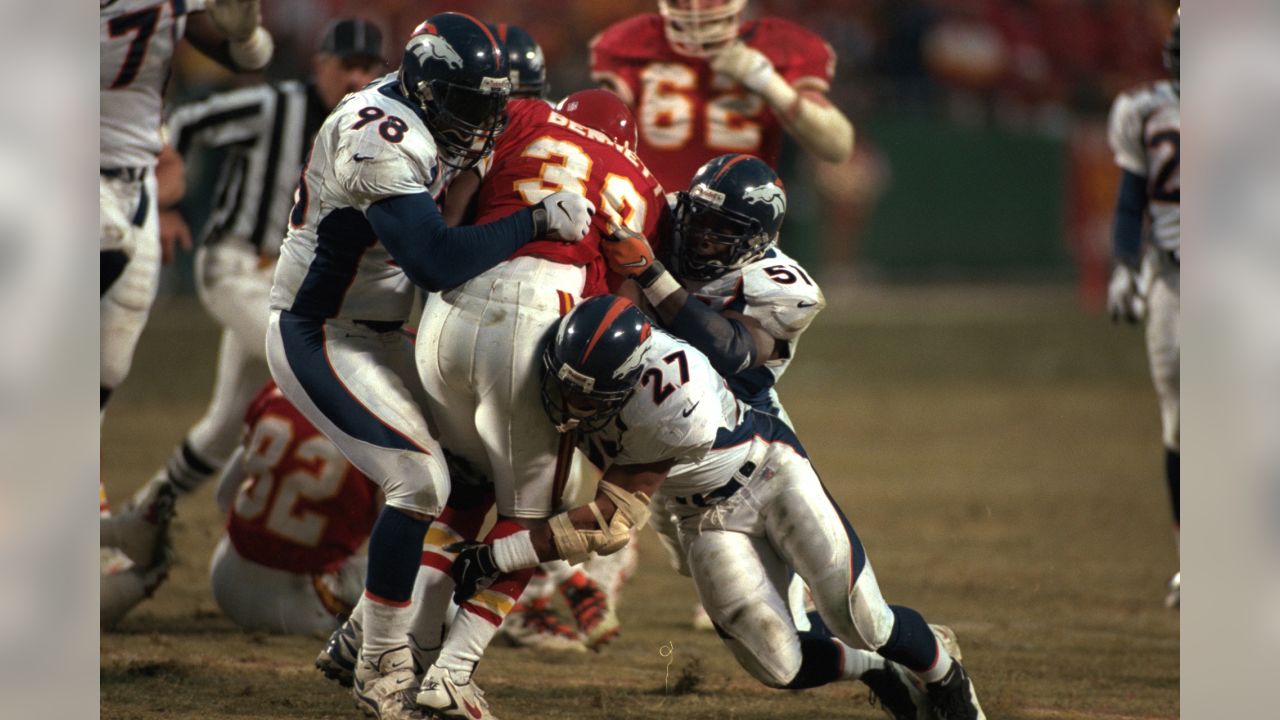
[743,183,786,219]
[409,33,464,70]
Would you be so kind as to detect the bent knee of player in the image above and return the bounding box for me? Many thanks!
[850,581,896,650]
[724,637,799,689]
[381,452,448,518]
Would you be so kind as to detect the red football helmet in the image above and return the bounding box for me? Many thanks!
[556,89,638,150]
[658,0,746,57]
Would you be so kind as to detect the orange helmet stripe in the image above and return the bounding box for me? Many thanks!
[580,297,634,364]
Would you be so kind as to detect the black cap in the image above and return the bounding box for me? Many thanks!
[319,18,384,62]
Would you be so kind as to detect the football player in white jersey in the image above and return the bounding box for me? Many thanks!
[450,296,987,720]
[264,14,593,720]
[1105,9,1180,609]
[603,153,825,631]
[101,0,273,413]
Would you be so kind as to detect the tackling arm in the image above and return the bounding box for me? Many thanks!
[184,0,274,72]
[1112,169,1148,268]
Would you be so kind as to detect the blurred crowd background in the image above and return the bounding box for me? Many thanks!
[166,0,1179,304]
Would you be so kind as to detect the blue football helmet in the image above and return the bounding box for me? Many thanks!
[541,296,653,433]
[494,23,547,99]
[671,154,787,281]
[401,13,511,169]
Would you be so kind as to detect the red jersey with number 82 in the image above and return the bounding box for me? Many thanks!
[473,98,667,297]
[589,14,835,192]
[227,384,379,574]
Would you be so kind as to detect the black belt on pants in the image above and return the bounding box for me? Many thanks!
[100,167,148,182]
[673,461,756,507]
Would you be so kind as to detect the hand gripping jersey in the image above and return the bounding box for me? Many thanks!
[101,0,206,169]
[472,98,667,297]
[226,384,379,575]
[1108,80,1180,253]
[682,247,825,411]
[580,330,795,498]
[589,14,835,191]
[271,74,458,322]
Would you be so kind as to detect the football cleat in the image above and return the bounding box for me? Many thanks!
[561,579,620,650]
[110,479,177,568]
[925,661,986,720]
[498,602,586,653]
[1165,571,1180,609]
[353,646,426,720]
[316,616,362,687]
[862,660,933,720]
[417,663,499,719]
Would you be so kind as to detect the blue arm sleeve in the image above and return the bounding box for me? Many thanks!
[366,192,534,292]
[667,295,758,378]
[1112,169,1148,267]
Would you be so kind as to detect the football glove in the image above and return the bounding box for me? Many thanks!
[602,221,656,278]
[532,191,596,242]
[710,42,779,96]
[1106,263,1147,324]
[445,541,500,604]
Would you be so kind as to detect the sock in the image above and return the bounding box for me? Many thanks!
[1165,447,1180,525]
[880,605,953,684]
[160,440,219,495]
[838,644,887,680]
[409,502,492,652]
[362,506,430,660]
[435,520,534,683]
[782,634,853,689]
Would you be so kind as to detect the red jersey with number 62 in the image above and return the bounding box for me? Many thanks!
[227,384,379,574]
[589,14,835,191]
[473,98,667,297]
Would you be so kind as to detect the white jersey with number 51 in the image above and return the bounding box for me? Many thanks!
[679,247,826,420]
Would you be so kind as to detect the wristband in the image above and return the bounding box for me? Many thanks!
[491,531,540,572]
[640,263,682,306]
[228,27,274,71]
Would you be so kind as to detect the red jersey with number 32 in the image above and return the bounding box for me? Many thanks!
[227,384,379,574]
[589,14,835,191]
[472,98,667,297]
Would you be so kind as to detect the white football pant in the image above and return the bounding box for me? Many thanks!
[100,171,159,399]
[209,536,365,636]
[416,256,586,519]
[664,439,896,689]
[1144,250,1179,450]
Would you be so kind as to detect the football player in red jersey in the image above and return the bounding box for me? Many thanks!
[589,0,854,192]
[209,381,379,636]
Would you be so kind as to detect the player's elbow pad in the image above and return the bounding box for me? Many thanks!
[367,193,534,292]
[669,296,758,377]
[1112,169,1148,266]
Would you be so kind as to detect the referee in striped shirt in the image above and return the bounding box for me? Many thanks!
[130,19,385,513]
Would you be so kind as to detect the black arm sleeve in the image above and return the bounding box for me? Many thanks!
[1112,169,1148,267]
[366,192,535,292]
[667,295,758,377]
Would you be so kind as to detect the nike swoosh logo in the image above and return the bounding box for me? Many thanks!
[681,401,700,418]
[463,697,484,719]
[556,199,573,221]
[353,153,375,162]
[619,257,649,269]
[797,300,817,308]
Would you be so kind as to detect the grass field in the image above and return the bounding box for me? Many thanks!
[101,285,1179,720]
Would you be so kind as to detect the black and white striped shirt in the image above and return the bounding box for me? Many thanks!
[167,80,328,257]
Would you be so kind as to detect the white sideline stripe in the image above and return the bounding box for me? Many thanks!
[1021,707,1173,720]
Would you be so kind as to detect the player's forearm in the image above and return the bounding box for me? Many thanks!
[367,192,535,292]
[774,92,855,164]
[1112,169,1148,268]
[185,13,274,73]
[636,263,760,375]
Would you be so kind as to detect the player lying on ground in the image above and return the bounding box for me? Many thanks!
[210,382,379,636]
[449,296,988,720]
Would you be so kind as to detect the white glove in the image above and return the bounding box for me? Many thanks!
[1106,263,1147,324]
[711,42,779,96]
[533,191,596,242]
[207,0,262,42]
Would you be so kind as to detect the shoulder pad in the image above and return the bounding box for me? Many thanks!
[744,17,835,88]
[1108,84,1161,176]
[589,15,667,62]
[739,257,826,341]
[332,88,437,207]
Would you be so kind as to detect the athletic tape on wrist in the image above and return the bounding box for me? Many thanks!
[641,268,681,307]
[491,531,540,572]
[229,27,273,71]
